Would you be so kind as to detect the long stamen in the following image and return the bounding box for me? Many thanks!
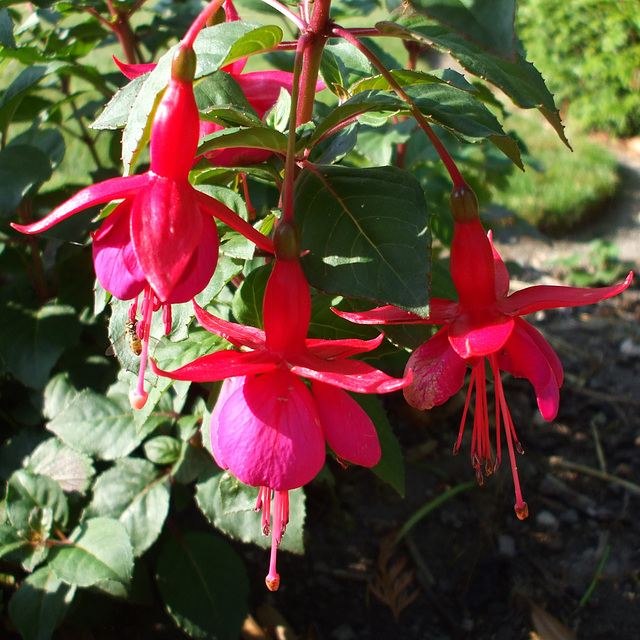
[454,365,476,455]
[492,357,528,519]
[264,489,288,592]
[129,286,154,409]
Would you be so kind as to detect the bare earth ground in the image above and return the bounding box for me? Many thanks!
[239,143,640,640]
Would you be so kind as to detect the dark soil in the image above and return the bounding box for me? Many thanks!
[239,144,640,640]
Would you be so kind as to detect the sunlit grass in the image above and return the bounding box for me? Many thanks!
[492,114,620,233]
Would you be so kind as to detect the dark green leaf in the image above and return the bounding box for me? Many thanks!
[49,518,134,587]
[84,459,170,557]
[43,373,78,421]
[377,18,568,146]
[407,0,517,59]
[0,8,16,50]
[295,165,431,316]
[196,472,305,554]
[144,436,182,465]
[197,125,288,157]
[0,302,81,390]
[231,262,272,328]
[8,567,75,640]
[355,394,404,496]
[157,532,249,640]
[0,145,52,216]
[0,65,47,131]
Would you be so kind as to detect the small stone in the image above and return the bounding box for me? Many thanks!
[536,509,558,529]
[619,337,640,357]
[497,534,516,558]
[332,623,356,640]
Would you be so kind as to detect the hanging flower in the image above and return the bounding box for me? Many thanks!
[115,0,324,167]
[336,186,633,519]
[153,220,410,589]
[12,11,274,408]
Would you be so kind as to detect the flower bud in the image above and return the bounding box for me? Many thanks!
[171,44,197,83]
[449,184,478,222]
[273,220,301,261]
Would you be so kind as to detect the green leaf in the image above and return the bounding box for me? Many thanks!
[196,472,306,554]
[119,22,283,173]
[91,75,147,131]
[231,262,272,328]
[84,459,170,557]
[6,470,68,530]
[294,165,431,316]
[47,390,144,460]
[144,436,182,465]
[0,143,51,215]
[25,439,95,495]
[49,518,134,587]
[157,532,249,640]
[194,70,255,115]
[0,65,47,131]
[0,8,16,50]
[356,394,405,496]
[378,18,569,146]
[197,125,288,157]
[0,302,81,390]
[8,567,75,640]
[43,373,78,421]
[407,0,517,59]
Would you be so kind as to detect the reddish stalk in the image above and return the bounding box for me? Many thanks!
[331,25,467,190]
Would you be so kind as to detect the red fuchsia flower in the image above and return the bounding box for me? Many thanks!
[115,0,323,167]
[12,3,274,409]
[153,220,411,590]
[336,186,633,520]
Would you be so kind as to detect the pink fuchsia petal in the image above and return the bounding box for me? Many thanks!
[163,214,220,304]
[499,271,633,317]
[450,217,497,307]
[130,176,203,302]
[488,230,510,297]
[92,201,146,300]
[149,76,200,181]
[334,299,458,326]
[113,56,156,79]
[210,376,246,470]
[236,71,296,118]
[11,174,149,234]
[305,333,384,359]
[217,370,326,490]
[151,348,276,382]
[193,301,265,350]
[311,381,381,468]
[497,318,561,421]
[289,351,411,394]
[403,326,467,410]
[194,189,274,254]
[263,257,310,353]
[448,309,514,359]
[513,317,563,387]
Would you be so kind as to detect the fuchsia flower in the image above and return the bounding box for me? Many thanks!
[115,0,322,167]
[12,8,274,408]
[337,186,633,519]
[153,221,410,590]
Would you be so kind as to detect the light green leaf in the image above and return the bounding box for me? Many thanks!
[25,439,95,495]
[84,459,170,557]
[49,518,133,587]
[196,472,305,554]
[144,436,182,465]
[6,470,68,530]
[47,390,143,460]
[43,374,78,421]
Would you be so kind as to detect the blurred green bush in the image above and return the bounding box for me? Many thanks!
[517,0,640,137]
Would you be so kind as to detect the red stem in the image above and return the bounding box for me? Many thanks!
[296,0,332,124]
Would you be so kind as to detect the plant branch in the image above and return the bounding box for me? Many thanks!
[331,25,467,189]
[258,0,307,31]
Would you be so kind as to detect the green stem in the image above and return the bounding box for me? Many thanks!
[332,25,467,190]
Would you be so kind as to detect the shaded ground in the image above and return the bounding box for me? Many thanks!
[240,143,640,640]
